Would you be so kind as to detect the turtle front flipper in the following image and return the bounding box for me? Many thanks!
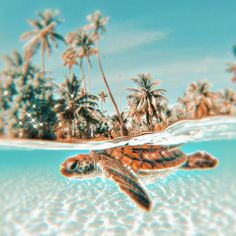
[98,158,152,212]
[181,151,218,170]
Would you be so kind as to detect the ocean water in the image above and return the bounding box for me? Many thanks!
[0,117,236,236]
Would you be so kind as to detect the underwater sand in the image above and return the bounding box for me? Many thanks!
[0,117,236,236]
[0,141,236,236]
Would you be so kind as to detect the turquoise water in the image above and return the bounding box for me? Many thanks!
[0,140,236,236]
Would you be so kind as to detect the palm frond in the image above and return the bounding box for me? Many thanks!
[51,32,65,43]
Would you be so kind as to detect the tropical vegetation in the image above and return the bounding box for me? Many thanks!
[228,44,236,83]
[0,9,235,140]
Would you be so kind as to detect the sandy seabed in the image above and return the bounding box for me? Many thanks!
[0,144,236,236]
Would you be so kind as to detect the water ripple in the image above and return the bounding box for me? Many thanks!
[0,167,236,236]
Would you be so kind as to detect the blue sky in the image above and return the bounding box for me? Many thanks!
[0,0,235,111]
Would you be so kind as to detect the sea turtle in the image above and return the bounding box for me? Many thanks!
[60,144,218,211]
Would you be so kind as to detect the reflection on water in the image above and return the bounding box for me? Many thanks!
[0,141,236,235]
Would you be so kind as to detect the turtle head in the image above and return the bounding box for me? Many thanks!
[60,154,96,179]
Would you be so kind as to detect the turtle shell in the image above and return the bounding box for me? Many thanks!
[96,144,187,172]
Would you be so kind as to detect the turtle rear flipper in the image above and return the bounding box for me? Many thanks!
[181,151,218,170]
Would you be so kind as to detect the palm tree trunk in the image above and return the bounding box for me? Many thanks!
[68,120,73,139]
[150,103,161,124]
[41,47,45,76]
[101,101,103,111]
[75,119,80,138]
[149,115,153,131]
[80,60,87,94]
[96,45,127,136]
[86,120,90,139]
[72,119,75,138]
[145,112,153,131]
[146,113,150,131]
[87,57,92,94]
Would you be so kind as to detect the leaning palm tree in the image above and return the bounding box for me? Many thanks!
[179,81,216,118]
[127,73,168,131]
[86,11,127,136]
[217,89,236,115]
[21,9,64,75]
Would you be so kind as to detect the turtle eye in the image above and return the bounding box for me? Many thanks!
[67,160,79,172]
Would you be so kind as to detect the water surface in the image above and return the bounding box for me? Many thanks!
[0,140,236,236]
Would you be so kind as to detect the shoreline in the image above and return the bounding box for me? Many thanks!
[0,115,236,150]
[0,114,233,143]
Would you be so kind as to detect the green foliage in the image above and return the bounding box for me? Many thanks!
[9,74,57,139]
[21,9,65,74]
[178,81,216,118]
[54,73,103,138]
[127,73,168,131]
[0,9,235,140]
[233,45,236,57]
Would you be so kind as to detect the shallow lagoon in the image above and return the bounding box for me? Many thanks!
[0,140,236,236]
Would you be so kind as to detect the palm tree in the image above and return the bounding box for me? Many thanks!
[86,10,127,136]
[64,29,97,93]
[0,51,40,120]
[21,9,64,75]
[179,81,216,118]
[226,44,236,83]
[127,73,168,131]
[9,73,57,139]
[107,112,129,138]
[227,63,236,83]
[62,47,79,75]
[54,73,100,138]
[98,91,107,110]
[0,85,6,135]
[77,101,102,138]
[217,89,236,115]
[168,104,188,123]
[2,50,38,85]
[0,116,4,136]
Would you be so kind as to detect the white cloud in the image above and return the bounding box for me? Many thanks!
[108,56,229,83]
[100,25,168,55]
[96,56,233,109]
[156,57,225,79]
